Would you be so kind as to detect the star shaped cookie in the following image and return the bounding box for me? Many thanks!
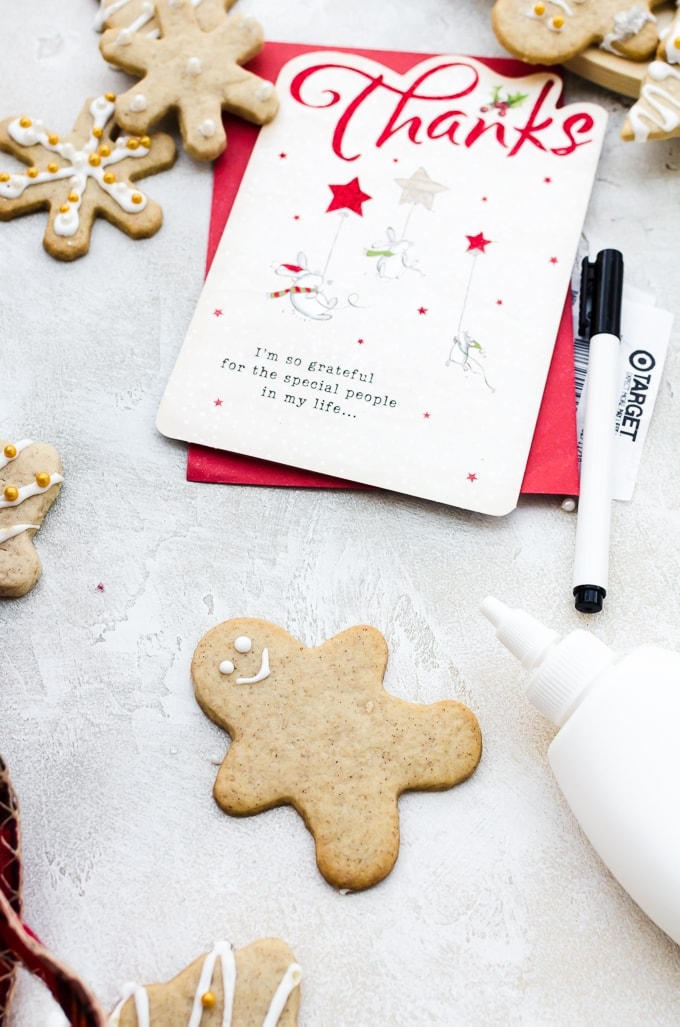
[110,939,301,1026]
[0,95,176,260]
[99,0,279,161]
[0,440,63,598]
[192,618,482,891]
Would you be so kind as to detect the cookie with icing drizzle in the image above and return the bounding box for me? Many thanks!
[0,95,176,260]
[109,938,301,1026]
[99,0,279,161]
[491,0,663,65]
[95,0,238,36]
[192,618,482,891]
[0,440,63,598]
[622,8,680,139]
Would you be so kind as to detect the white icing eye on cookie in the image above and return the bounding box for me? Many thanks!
[218,637,271,684]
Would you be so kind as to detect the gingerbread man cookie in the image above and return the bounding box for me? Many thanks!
[192,619,482,891]
[0,440,63,598]
[0,94,176,260]
[95,0,238,35]
[99,0,279,161]
[622,10,680,140]
[492,0,662,65]
[109,939,301,1027]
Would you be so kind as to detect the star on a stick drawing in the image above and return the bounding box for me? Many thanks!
[192,618,482,891]
[326,176,372,216]
[395,166,448,209]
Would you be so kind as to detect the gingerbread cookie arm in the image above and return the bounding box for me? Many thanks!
[96,0,239,34]
[0,441,63,598]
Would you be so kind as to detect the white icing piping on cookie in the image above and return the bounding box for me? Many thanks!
[0,474,63,508]
[0,524,40,544]
[236,648,270,684]
[1,97,151,238]
[108,943,302,1027]
[600,5,656,54]
[95,0,206,34]
[629,61,680,139]
[0,440,33,470]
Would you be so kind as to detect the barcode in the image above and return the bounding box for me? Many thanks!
[574,334,589,404]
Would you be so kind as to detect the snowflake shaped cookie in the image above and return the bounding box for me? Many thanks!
[192,618,483,891]
[99,0,279,161]
[0,94,176,260]
[110,939,301,1026]
[0,440,63,598]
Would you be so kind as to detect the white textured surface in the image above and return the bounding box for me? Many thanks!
[1,1,680,1025]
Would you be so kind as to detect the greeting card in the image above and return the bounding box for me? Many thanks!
[157,46,607,514]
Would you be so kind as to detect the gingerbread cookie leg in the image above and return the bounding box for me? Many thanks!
[192,619,482,891]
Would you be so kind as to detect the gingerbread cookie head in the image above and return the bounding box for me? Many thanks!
[99,0,279,161]
[192,618,482,891]
[492,0,661,65]
[109,938,301,1026]
[0,95,176,260]
[0,440,63,598]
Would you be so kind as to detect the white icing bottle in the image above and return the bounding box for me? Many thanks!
[481,595,680,946]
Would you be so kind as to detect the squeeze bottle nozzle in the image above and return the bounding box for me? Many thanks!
[481,596,615,726]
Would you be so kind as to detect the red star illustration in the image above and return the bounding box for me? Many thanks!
[466,232,492,253]
[544,176,552,183]
[549,256,559,264]
[496,298,503,306]
[326,177,372,216]
[213,308,223,317]
[293,214,300,220]
[423,411,431,419]
[357,338,365,345]
[279,152,287,159]
[467,472,477,482]
[481,196,488,202]
[418,306,428,315]
[214,398,223,407]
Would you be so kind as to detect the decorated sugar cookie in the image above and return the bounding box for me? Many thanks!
[192,618,482,891]
[0,440,63,598]
[95,0,238,35]
[99,0,279,161]
[622,9,680,140]
[491,0,663,65]
[0,95,176,260]
[109,939,301,1026]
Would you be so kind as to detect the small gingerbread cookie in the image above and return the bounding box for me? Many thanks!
[492,0,662,65]
[109,939,301,1026]
[95,0,238,35]
[192,618,482,891]
[622,10,680,140]
[99,0,279,161]
[0,440,63,598]
[0,95,176,260]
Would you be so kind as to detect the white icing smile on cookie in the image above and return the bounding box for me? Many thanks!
[218,637,271,684]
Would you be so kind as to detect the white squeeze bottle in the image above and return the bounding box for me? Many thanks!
[481,596,680,945]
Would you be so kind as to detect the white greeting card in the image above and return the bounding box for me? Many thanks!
[157,49,607,514]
